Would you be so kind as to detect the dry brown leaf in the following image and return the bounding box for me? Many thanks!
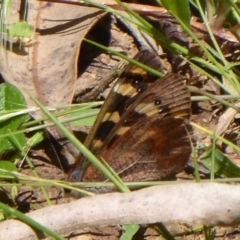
[0,0,106,161]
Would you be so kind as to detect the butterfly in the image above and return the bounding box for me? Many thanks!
[68,48,193,188]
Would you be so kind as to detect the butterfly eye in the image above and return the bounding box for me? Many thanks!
[155,99,162,105]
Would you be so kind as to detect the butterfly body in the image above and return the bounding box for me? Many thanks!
[68,49,193,189]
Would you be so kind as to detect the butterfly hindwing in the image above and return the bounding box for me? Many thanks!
[83,116,192,182]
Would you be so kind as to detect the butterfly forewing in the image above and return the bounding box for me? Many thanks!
[69,49,165,178]
[84,48,165,151]
[99,73,191,150]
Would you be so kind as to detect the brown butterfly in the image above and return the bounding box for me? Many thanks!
[68,49,193,188]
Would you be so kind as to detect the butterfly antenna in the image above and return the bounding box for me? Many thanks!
[45,129,64,171]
